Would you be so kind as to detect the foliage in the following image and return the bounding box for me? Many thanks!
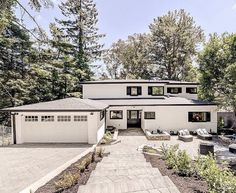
[96,147,105,158]
[143,145,158,154]
[160,144,179,169]
[54,171,80,191]
[103,33,152,79]
[195,155,236,193]
[175,149,192,176]
[100,131,113,144]
[198,33,236,127]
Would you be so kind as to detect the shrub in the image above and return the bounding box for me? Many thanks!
[143,145,158,154]
[160,144,179,169]
[175,149,192,176]
[75,153,93,172]
[195,154,236,193]
[100,131,113,144]
[54,172,80,191]
[96,147,105,158]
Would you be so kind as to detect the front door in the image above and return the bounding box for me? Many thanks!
[127,110,141,128]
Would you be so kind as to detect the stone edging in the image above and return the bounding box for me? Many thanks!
[19,144,97,193]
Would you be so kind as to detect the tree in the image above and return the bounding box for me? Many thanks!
[149,9,204,80]
[103,33,152,79]
[54,0,105,83]
[198,33,236,127]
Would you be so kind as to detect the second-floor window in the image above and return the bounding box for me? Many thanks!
[148,86,164,96]
[167,87,182,94]
[186,87,197,94]
[127,86,142,96]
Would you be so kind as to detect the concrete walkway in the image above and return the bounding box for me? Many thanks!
[78,129,181,193]
[0,144,91,193]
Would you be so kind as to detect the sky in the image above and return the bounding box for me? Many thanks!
[17,0,236,48]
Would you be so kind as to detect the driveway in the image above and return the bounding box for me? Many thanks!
[0,144,91,193]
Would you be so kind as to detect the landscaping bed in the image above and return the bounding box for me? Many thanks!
[35,148,106,193]
[145,153,208,193]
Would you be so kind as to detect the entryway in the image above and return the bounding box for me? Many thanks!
[127,110,141,128]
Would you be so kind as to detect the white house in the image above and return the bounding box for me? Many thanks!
[2,79,218,144]
[82,80,218,133]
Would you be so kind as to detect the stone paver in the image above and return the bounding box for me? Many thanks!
[0,143,91,193]
[78,128,181,193]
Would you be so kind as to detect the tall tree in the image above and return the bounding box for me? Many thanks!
[149,9,204,80]
[103,33,152,79]
[54,0,105,83]
[198,33,236,127]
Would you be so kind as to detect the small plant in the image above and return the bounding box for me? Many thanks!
[75,153,93,172]
[100,131,113,144]
[54,172,80,191]
[175,149,192,176]
[143,145,158,154]
[96,147,105,158]
[160,144,179,169]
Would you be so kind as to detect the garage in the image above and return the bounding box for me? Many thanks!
[2,98,108,144]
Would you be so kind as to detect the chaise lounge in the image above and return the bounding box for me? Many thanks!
[178,129,193,142]
[196,128,213,140]
[145,129,170,140]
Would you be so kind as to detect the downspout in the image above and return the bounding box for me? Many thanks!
[11,112,17,144]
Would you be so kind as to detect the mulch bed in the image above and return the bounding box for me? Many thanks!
[35,152,107,193]
[144,154,208,193]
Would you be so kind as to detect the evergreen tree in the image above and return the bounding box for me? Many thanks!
[54,0,105,83]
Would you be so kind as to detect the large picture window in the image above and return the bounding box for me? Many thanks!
[127,86,142,96]
[148,86,164,96]
[186,87,197,94]
[188,112,211,122]
[110,110,123,119]
[167,87,182,94]
[144,112,155,119]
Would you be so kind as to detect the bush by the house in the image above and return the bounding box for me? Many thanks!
[160,144,179,169]
[100,131,113,144]
[195,155,236,193]
[143,145,159,154]
[175,149,192,176]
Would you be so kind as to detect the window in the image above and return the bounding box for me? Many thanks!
[110,110,123,119]
[25,116,38,122]
[167,87,182,94]
[100,110,105,120]
[74,115,87,122]
[57,116,71,122]
[41,116,54,122]
[188,112,211,122]
[127,86,142,96]
[144,112,155,119]
[148,86,164,96]
[186,87,197,94]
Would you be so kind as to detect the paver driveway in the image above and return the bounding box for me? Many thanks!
[0,144,91,193]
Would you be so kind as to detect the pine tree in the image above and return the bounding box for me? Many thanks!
[54,0,105,83]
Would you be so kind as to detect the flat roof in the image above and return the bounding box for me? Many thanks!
[93,97,216,106]
[2,98,109,112]
[80,79,199,85]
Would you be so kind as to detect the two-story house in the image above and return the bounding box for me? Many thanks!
[2,79,217,144]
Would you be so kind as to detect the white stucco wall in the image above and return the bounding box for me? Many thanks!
[82,83,198,100]
[106,105,217,133]
[14,111,105,144]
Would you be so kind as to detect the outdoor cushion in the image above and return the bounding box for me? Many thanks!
[184,129,190,135]
[202,129,209,134]
[178,130,184,136]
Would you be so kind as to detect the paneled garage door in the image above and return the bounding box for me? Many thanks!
[21,115,88,143]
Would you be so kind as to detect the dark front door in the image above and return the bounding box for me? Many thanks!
[127,110,141,128]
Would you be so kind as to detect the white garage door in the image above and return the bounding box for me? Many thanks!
[22,115,88,143]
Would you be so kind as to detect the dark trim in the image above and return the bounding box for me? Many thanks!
[108,104,217,107]
[90,97,165,100]
[110,110,123,119]
[80,81,199,85]
[0,108,108,112]
[12,113,17,144]
[188,112,211,122]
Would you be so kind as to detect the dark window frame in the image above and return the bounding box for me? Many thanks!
[110,110,123,119]
[186,87,198,94]
[100,110,105,121]
[144,112,156,119]
[148,86,164,96]
[127,86,142,96]
[188,112,211,122]
[167,87,182,94]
